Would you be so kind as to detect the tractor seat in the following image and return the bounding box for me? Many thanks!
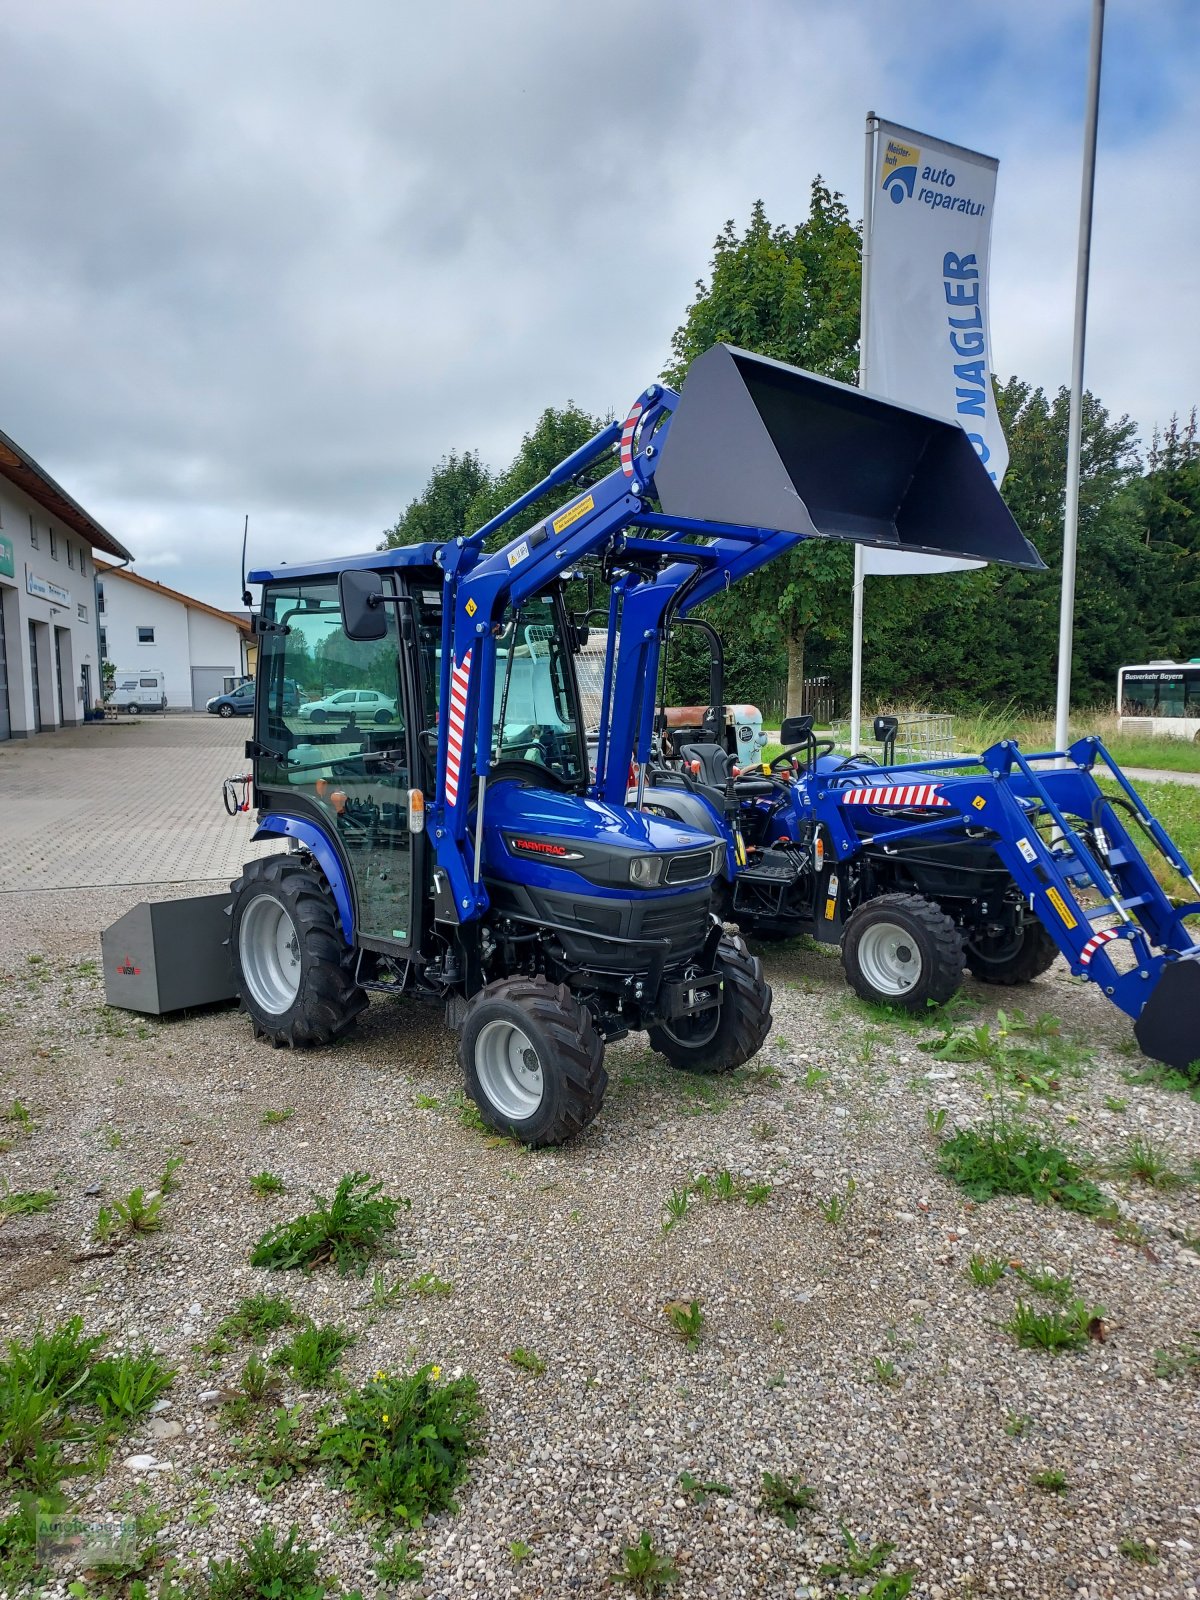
[681,742,734,788]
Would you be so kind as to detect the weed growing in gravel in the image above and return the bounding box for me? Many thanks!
[818,1178,856,1224]
[613,1531,678,1593]
[240,1403,315,1497]
[506,1346,547,1375]
[201,1523,349,1600]
[1030,1468,1069,1492]
[1152,1331,1200,1380]
[317,1364,484,1526]
[250,1170,286,1197]
[744,1181,773,1206]
[1004,1412,1031,1437]
[966,1254,1007,1288]
[818,1523,896,1581]
[1108,1133,1185,1189]
[509,1538,533,1566]
[0,1186,57,1218]
[868,1356,900,1387]
[455,1092,489,1134]
[663,1299,704,1347]
[251,1172,408,1275]
[1103,1095,1128,1113]
[361,1271,406,1314]
[843,1578,914,1600]
[406,1269,453,1298]
[677,1470,731,1505]
[413,1092,440,1110]
[261,1107,295,1126]
[936,1114,1109,1214]
[1117,1538,1158,1565]
[94,1185,165,1243]
[222,1353,282,1425]
[208,1293,300,1355]
[925,1107,948,1136]
[375,1535,423,1583]
[1013,1266,1074,1303]
[759,1472,817,1527]
[86,1349,175,1426]
[661,1187,690,1234]
[159,1154,184,1195]
[802,1066,830,1090]
[5,1099,34,1133]
[273,1323,356,1388]
[1004,1298,1103,1353]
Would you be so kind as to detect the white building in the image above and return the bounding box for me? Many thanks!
[94,561,252,710]
[0,426,133,740]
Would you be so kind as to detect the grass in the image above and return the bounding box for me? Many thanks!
[1108,1133,1186,1189]
[1152,1331,1200,1380]
[272,1322,356,1388]
[250,1170,286,1197]
[1013,1265,1074,1303]
[0,1187,57,1219]
[250,1172,408,1275]
[868,1356,900,1387]
[818,1178,856,1224]
[207,1293,301,1353]
[1030,1468,1070,1493]
[936,1114,1109,1214]
[613,1531,678,1593]
[94,1185,165,1243]
[86,1349,176,1425]
[1118,1537,1158,1565]
[239,1403,314,1497]
[759,1471,817,1527]
[1004,1298,1104,1353]
[663,1298,704,1347]
[966,1253,1008,1288]
[678,1470,731,1505]
[317,1363,484,1526]
[817,1523,896,1581]
[505,1346,547,1375]
[375,1535,424,1584]
[406,1269,453,1298]
[200,1523,338,1599]
[260,1107,295,1126]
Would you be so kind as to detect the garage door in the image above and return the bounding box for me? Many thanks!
[191,666,231,710]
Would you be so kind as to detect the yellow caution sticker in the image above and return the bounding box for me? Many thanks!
[734,828,747,867]
[823,872,840,921]
[465,598,477,618]
[972,794,987,811]
[552,493,595,534]
[1045,886,1078,931]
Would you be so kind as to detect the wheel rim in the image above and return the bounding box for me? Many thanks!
[220,705,233,717]
[240,896,302,1015]
[474,1019,544,1120]
[857,921,922,996]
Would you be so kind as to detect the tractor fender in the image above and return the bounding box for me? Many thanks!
[252,814,355,944]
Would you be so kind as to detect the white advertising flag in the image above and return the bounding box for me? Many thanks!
[863,119,1006,575]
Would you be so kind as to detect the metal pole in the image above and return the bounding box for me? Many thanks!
[850,112,877,755]
[1054,0,1105,755]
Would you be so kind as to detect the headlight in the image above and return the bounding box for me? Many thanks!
[628,855,663,887]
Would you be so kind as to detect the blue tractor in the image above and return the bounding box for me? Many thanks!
[226,346,1043,1144]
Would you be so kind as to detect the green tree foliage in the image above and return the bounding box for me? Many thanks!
[465,404,607,547]
[663,185,861,713]
[381,450,491,549]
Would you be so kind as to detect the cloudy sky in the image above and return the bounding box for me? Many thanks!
[1,1,1196,609]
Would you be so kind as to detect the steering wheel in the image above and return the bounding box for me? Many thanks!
[771,738,835,773]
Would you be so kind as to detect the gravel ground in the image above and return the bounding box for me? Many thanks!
[1,880,1198,1600]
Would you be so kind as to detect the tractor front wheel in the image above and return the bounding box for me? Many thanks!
[459,976,607,1147]
[229,854,365,1046]
[648,934,772,1075]
[842,892,963,1011]
[965,920,1059,986]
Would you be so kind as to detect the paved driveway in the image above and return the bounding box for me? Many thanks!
[0,715,273,892]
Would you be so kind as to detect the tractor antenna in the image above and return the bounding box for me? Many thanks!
[240,514,251,607]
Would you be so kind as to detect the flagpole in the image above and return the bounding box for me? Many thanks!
[1054,0,1105,756]
[850,112,877,755]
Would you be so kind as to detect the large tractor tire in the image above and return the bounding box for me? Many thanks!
[965,920,1059,986]
[648,934,772,1075]
[229,854,365,1047]
[842,892,963,1012]
[459,976,606,1147]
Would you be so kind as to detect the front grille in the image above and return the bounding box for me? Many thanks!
[665,847,717,885]
[642,893,710,957]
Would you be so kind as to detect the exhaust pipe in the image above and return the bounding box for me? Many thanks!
[655,344,1044,571]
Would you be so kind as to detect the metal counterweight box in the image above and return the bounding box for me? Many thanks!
[101,894,237,1015]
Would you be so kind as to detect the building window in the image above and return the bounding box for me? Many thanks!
[97,581,105,614]
[77,602,88,623]
[80,551,88,577]
[49,529,58,561]
[99,627,107,658]
[29,515,38,549]
[67,542,75,570]
[137,626,155,645]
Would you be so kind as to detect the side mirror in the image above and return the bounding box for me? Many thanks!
[873,715,899,742]
[571,615,590,651]
[780,714,814,745]
[339,569,388,641]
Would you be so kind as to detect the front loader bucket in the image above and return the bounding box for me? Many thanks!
[1133,956,1200,1073]
[654,344,1044,570]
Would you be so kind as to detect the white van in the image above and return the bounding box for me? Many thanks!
[105,670,169,715]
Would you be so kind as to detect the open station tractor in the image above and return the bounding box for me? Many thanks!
[105,346,1053,1144]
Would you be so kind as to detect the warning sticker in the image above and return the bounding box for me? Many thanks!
[1016,837,1037,864]
[552,493,595,535]
[824,872,839,921]
[506,540,530,569]
[1045,886,1078,931]
[971,794,987,811]
[465,598,477,618]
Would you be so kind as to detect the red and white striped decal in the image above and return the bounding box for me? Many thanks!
[444,648,472,807]
[619,401,643,476]
[840,784,951,808]
[1079,928,1119,966]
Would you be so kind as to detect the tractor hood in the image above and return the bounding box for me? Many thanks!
[480,778,722,896]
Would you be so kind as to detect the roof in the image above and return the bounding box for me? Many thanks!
[94,559,253,634]
[0,427,134,561]
[248,543,441,584]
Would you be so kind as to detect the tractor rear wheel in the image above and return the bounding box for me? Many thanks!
[229,854,365,1046]
[648,934,772,1074]
[459,976,606,1147]
[966,920,1059,985]
[842,892,963,1011]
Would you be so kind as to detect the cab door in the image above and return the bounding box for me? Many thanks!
[256,576,419,950]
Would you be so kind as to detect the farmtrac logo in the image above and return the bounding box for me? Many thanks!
[881,138,920,204]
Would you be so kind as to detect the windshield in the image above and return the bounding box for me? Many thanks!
[490,593,587,787]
